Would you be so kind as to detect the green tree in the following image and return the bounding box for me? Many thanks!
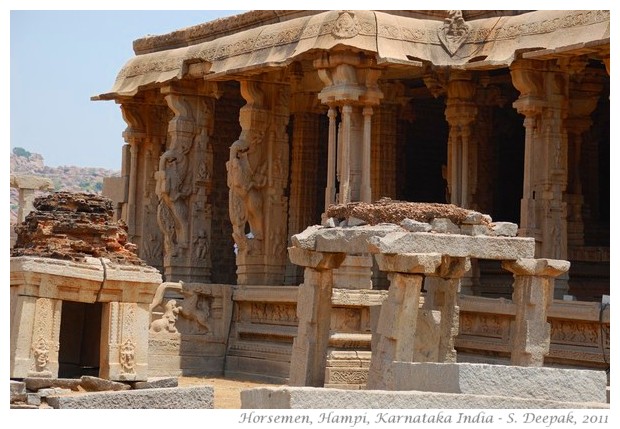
[12,147,32,158]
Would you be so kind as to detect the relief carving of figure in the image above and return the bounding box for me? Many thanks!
[119,339,136,374]
[180,288,213,332]
[149,299,182,334]
[31,337,51,374]
[156,134,194,255]
[193,229,209,260]
[226,134,267,250]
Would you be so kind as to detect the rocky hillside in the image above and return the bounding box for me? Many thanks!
[10,147,120,224]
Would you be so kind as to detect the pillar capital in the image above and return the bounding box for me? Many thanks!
[288,247,346,271]
[502,258,570,277]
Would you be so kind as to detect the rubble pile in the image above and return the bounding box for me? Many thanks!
[11,192,144,265]
[326,198,491,226]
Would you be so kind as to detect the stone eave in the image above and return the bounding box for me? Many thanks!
[92,10,610,101]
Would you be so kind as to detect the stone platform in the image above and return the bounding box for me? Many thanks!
[384,362,607,403]
[241,386,608,409]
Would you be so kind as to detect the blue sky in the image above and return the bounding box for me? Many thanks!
[9,9,244,170]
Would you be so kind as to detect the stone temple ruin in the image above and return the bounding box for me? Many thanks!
[10,9,610,409]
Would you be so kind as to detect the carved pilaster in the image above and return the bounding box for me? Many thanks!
[228,77,290,285]
[156,87,216,283]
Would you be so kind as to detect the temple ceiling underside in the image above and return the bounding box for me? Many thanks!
[94,10,609,100]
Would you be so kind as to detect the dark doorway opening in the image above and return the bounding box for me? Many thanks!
[58,301,102,378]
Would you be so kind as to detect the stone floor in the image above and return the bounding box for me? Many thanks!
[178,376,281,409]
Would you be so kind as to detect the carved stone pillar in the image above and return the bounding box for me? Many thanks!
[565,67,604,249]
[227,78,290,285]
[286,92,323,285]
[325,106,338,211]
[371,82,404,201]
[444,71,477,208]
[502,258,570,366]
[367,253,444,390]
[424,256,470,363]
[288,248,346,386]
[314,49,383,206]
[156,85,217,283]
[314,50,383,288]
[511,59,570,279]
[120,104,147,241]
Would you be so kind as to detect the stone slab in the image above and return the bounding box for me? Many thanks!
[80,375,131,391]
[23,377,82,391]
[46,386,214,409]
[368,232,535,260]
[241,386,608,409]
[294,224,402,253]
[131,377,178,389]
[387,362,607,403]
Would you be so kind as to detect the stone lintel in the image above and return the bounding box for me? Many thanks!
[11,257,104,303]
[331,288,387,306]
[100,260,162,303]
[10,174,54,191]
[502,258,570,277]
[369,232,535,260]
[374,253,443,274]
[10,256,162,304]
[288,247,346,270]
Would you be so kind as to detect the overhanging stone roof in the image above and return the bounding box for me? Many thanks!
[93,10,609,100]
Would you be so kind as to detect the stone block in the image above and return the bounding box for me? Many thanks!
[491,222,518,236]
[346,216,367,226]
[291,224,324,249]
[462,211,491,225]
[131,377,179,389]
[369,232,535,260]
[430,218,460,234]
[10,380,27,403]
[241,386,608,409]
[460,225,489,236]
[46,386,214,409]
[26,393,42,406]
[37,387,72,397]
[322,217,337,228]
[400,218,431,232]
[80,375,131,391]
[386,362,607,403]
[312,224,403,253]
[24,377,82,391]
